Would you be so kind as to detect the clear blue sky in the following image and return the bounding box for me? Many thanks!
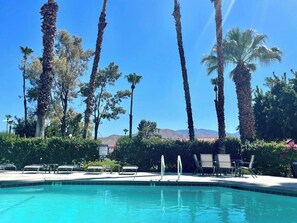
[1,0,297,137]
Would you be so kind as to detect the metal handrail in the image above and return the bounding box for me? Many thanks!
[177,155,182,181]
[160,155,165,180]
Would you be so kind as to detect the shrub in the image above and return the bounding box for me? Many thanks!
[0,134,100,169]
[111,137,241,172]
[83,158,119,171]
[241,140,297,177]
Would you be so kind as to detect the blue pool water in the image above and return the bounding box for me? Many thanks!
[0,185,296,223]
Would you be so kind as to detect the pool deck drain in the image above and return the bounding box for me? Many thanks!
[1,171,297,196]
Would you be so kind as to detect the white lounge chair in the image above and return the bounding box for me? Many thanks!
[217,154,236,176]
[0,164,17,171]
[240,155,257,178]
[87,165,104,174]
[121,166,138,175]
[200,154,215,175]
[193,154,200,175]
[23,164,47,173]
[57,165,74,173]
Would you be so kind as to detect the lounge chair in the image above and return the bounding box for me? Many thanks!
[193,154,200,175]
[200,154,215,175]
[23,164,48,173]
[0,164,17,171]
[57,165,74,173]
[217,154,236,176]
[121,165,138,175]
[87,165,104,174]
[240,155,257,178]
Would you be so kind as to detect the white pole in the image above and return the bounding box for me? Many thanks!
[177,155,182,181]
[161,155,165,180]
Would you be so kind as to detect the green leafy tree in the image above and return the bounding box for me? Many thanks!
[83,0,108,139]
[81,63,130,140]
[125,73,142,139]
[53,30,93,137]
[36,0,58,138]
[254,72,297,141]
[202,28,282,143]
[137,120,161,140]
[45,109,83,138]
[26,57,42,104]
[172,0,195,141]
[13,117,36,137]
[20,46,34,132]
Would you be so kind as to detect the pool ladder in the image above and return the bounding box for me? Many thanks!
[160,155,165,180]
[177,155,182,181]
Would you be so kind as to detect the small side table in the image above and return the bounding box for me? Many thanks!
[48,164,58,173]
[110,164,121,174]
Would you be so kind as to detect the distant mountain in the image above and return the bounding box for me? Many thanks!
[158,129,185,139]
[176,128,239,138]
[99,128,239,146]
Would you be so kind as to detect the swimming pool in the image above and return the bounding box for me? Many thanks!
[0,184,296,223]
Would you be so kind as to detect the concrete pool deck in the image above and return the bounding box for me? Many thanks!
[1,171,297,196]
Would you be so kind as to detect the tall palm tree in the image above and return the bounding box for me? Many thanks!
[83,0,108,139]
[35,0,58,138]
[20,46,33,132]
[172,0,195,141]
[211,0,226,153]
[210,78,218,114]
[126,73,142,139]
[5,115,12,133]
[202,28,282,143]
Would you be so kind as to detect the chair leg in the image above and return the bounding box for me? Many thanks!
[249,169,257,178]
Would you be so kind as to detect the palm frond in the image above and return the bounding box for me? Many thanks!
[246,63,257,72]
[229,68,236,79]
[251,45,282,65]
[241,29,254,48]
[201,54,218,75]
[251,33,267,49]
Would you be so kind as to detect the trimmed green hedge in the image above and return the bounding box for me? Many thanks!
[1,133,296,177]
[111,137,241,173]
[112,137,297,177]
[241,141,297,177]
[0,134,100,169]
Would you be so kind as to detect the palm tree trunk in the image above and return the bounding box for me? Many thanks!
[61,91,68,137]
[173,0,195,141]
[94,121,99,140]
[22,63,28,132]
[129,88,134,139]
[233,62,255,143]
[213,0,226,153]
[35,0,58,138]
[83,0,108,139]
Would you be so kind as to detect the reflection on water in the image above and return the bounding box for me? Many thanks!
[0,185,296,223]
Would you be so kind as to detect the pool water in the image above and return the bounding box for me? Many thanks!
[0,185,296,223]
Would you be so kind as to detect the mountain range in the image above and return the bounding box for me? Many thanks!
[100,128,239,146]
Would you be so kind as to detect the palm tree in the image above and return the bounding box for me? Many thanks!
[172,0,195,141]
[123,128,128,135]
[20,46,33,132]
[5,115,12,133]
[35,0,58,138]
[126,73,142,139]
[202,28,282,143]
[83,0,108,139]
[210,78,218,114]
[210,0,226,153]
